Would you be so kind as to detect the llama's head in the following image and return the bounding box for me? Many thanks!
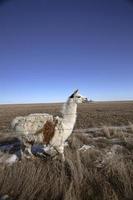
[69,90,88,104]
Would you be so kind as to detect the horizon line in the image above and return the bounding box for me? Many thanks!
[0,99,133,106]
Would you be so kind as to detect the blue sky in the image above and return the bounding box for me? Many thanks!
[0,0,133,104]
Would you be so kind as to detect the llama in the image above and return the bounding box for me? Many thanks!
[11,90,88,160]
[11,113,53,136]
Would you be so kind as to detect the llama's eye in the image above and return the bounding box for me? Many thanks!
[77,96,81,98]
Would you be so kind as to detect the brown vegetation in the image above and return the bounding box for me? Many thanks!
[0,102,133,200]
[0,126,133,200]
[0,101,133,132]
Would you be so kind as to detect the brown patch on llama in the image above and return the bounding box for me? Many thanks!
[35,119,58,145]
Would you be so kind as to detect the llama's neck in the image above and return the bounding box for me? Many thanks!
[62,99,77,128]
[50,99,77,147]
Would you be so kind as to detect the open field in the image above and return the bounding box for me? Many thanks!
[0,101,133,200]
[0,101,133,132]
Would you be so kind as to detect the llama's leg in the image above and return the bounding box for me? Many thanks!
[44,145,64,160]
[61,146,65,161]
[23,142,34,159]
[24,145,32,156]
[42,145,58,159]
[55,145,65,161]
[21,134,35,159]
[35,144,51,159]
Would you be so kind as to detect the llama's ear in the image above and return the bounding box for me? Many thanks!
[74,89,79,94]
[69,89,79,98]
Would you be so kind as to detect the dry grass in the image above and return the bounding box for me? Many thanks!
[0,102,133,200]
[0,126,133,200]
[0,101,133,132]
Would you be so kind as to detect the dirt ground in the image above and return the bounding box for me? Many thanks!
[0,101,133,132]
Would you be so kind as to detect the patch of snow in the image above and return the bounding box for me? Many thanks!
[64,141,69,147]
[79,145,95,152]
[5,154,18,165]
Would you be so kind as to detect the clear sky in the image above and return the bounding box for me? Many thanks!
[0,0,133,104]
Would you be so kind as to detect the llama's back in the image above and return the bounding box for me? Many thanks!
[11,113,53,135]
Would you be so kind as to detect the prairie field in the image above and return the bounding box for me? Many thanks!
[0,101,133,200]
[0,101,133,132]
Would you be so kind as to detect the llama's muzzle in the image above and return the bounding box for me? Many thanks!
[83,97,88,102]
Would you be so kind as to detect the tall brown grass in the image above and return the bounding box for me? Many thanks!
[0,126,133,200]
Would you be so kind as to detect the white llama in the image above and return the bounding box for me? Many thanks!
[11,90,88,159]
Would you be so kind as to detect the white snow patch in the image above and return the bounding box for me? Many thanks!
[79,145,95,152]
